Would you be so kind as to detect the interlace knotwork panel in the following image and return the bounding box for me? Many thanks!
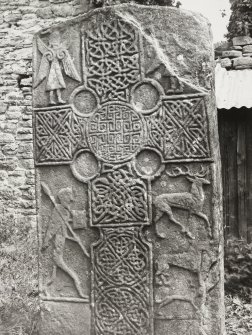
[147,96,210,160]
[87,103,144,163]
[90,166,149,227]
[92,227,152,335]
[85,19,141,103]
[35,107,85,164]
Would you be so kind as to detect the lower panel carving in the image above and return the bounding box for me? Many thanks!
[92,227,153,335]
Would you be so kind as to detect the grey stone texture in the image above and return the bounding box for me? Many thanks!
[220,58,232,69]
[233,35,252,46]
[233,56,252,69]
[33,4,224,335]
[0,0,89,333]
[217,34,252,70]
[243,44,252,54]
[221,50,242,58]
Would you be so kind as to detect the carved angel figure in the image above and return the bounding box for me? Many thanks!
[34,30,81,105]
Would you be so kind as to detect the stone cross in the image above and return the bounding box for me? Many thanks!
[33,5,224,335]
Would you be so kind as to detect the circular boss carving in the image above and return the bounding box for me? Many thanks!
[87,103,144,163]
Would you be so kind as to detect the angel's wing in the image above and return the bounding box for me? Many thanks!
[62,51,81,82]
[37,37,52,55]
[34,54,50,88]
[34,38,52,88]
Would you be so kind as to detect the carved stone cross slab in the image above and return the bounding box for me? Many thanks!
[33,5,224,335]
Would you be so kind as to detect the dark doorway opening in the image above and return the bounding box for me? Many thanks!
[218,108,252,243]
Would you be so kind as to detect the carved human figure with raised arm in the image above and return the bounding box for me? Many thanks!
[41,183,89,299]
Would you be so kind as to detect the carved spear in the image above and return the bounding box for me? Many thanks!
[41,182,90,258]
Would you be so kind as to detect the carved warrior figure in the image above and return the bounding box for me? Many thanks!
[154,166,211,239]
[34,31,81,105]
[41,183,89,299]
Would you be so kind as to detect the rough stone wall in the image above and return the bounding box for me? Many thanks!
[0,0,89,333]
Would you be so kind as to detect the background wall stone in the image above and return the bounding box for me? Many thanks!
[0,0,89,333]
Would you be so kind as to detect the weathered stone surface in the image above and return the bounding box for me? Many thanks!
[38,302,91,335]
[0,133,15,143]
[232,35,252,46]
[0,0,93,332]
[221,58,232,68]
[231,45,242,50]
[51,4,74,17]
[221,50,242,58]
[243,44,252,54]
[0,101,7,114]
[233,56,252,69]
[33,4,224,335]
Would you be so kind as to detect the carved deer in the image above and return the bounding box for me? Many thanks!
[154,166,211,239]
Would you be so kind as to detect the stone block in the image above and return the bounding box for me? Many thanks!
[33,5,224,335]
[0,158,18,171]
[0,101,7,114]
[2,143,18,155]
[222,50,242,58]
[20,77,32,87]
[16,133,33,141]
[243,45,252,54]
[36,7,53,19]
[233,35,252,46]
[20,208,37,215]
[0,170,8,181]
[6,111,22,120]
[20,199,36,209]
[220,58,232,68]
[18,143,33,158]
[4,123,19,134]
[22,114,32,121]
[22,99,33,106]
[3,12,22,24]
[17,127,33,135]
[8,173,26,187]
[231,45,242,50]
[21,188,35,200]
[26,178,35,186]
[19,158,34,169]
[22,13,37,20]
[0,133,15,144]
[51,4,74,17]
[18,120,32,128]
[233,56,252,69]
[0,185,16,201]
[12,47,33,61]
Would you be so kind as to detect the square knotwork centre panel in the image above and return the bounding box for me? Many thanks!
[89,166,151,227]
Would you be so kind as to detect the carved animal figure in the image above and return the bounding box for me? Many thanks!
[154,256,199,317]
[154,167,211,239]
